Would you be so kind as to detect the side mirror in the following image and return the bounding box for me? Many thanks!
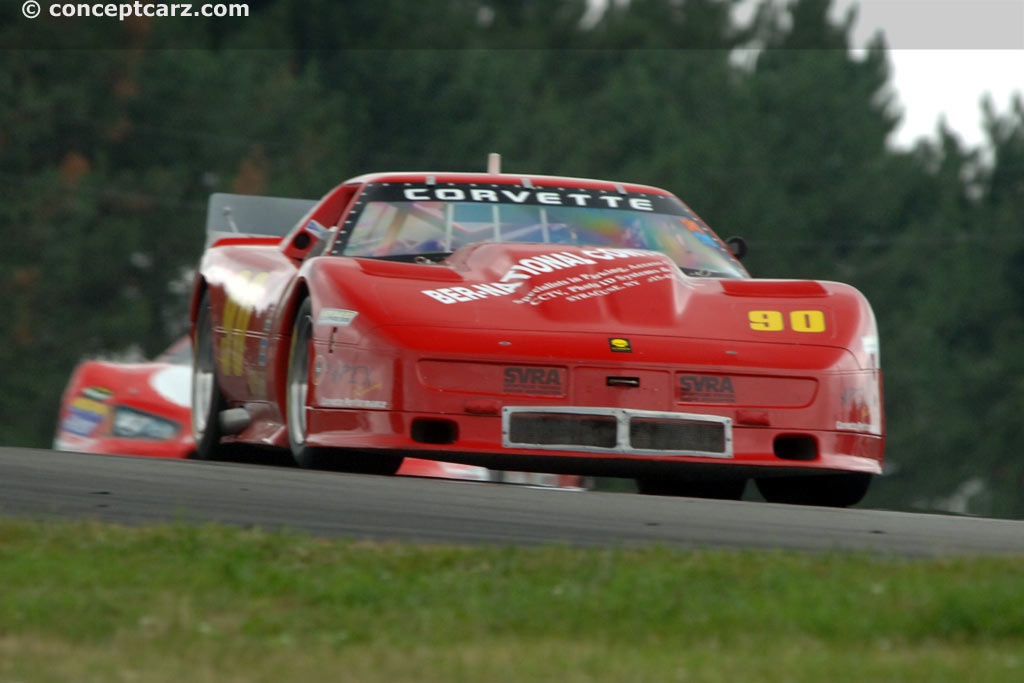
[725,236,748,260]
[283,220,329,262]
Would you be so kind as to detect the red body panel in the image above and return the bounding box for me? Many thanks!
[190,171,884,483]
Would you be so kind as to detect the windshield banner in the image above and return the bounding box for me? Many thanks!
[360,182,688,215]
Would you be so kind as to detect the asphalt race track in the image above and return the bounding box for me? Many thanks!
[2,446,1023,557]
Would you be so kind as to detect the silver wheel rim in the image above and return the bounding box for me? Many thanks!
[288,323,310,446]
[192,362,212,436]
[192,311,214,438]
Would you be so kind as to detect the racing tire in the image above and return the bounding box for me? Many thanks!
[192,291,228,460]
[286,298,403,475]
[636,477,746,500]
[755,472,873,508]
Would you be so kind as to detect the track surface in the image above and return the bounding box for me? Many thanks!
[2,446,1022,556]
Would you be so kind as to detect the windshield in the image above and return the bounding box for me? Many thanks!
[336,182,747,278]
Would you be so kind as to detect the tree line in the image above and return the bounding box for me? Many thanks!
[2,0,1023,517]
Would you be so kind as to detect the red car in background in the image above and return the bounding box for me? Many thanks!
[54,338,195,458]
[54,338,582,486]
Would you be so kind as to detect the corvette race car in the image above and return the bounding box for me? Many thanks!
[190,155,883,506]
[54,336,581,486]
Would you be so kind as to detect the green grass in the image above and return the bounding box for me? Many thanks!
[1,519,1023,682]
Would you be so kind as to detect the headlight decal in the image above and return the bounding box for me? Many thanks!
[112,406,180,441]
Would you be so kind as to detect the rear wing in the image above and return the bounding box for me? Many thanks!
[205,193,318,246]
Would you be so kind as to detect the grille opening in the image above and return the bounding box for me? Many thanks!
[774,435,818,461]
[508,413,617,448]
[630,418,726,453]
[411,418,458,445]
[504,408,731,457]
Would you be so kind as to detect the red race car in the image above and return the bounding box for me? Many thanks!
[54,338,195,458]
[54,337,581,487]
[189,155,883,506]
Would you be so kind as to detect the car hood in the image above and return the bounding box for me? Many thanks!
[311,243,877,362]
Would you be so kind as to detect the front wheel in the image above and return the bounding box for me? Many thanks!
[286,298,318,468]
[285,299,403,475]
[755,472,873,508]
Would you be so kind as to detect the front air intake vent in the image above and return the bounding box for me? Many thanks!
[630,416,726,453]
[503,407,732,458]
[507,413,618,449]
[411,418,458,445]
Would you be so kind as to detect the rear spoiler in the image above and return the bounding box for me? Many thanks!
[205,193,318,247]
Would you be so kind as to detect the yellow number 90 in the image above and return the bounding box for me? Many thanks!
[748,309,825,333]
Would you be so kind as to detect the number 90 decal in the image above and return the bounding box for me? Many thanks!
[748,310,826,333]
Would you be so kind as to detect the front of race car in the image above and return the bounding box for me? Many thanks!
[54,355,195,458]
[292,175,883,505]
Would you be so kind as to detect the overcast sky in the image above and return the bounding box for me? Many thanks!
[584,1,1024,149]
[836,1,1024,149]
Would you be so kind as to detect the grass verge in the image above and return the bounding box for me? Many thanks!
[1,518,1022,682]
